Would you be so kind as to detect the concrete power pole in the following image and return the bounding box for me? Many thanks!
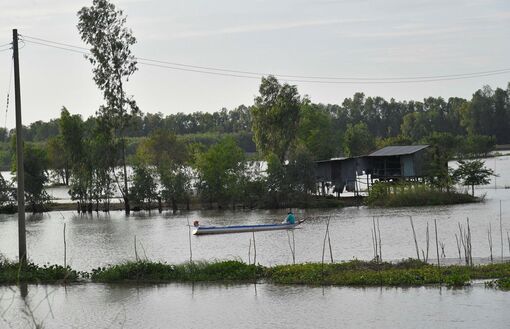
[13,29,27,265]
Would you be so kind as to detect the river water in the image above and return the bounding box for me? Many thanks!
[0,156,509,328]
[1,283,509,329]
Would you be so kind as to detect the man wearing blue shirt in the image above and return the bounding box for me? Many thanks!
[284,211,295,224]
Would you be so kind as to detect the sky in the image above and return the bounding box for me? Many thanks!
[0,0,509,128]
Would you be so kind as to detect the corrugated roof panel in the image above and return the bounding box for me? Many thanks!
[368,145,429,157]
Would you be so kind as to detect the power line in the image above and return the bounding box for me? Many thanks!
[20,34,510,84]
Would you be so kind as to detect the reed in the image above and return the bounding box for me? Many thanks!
[455,233,462,261]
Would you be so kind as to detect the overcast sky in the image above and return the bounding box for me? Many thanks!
[0,0,509,128]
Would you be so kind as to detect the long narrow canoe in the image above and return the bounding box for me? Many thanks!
[192,222,302,235]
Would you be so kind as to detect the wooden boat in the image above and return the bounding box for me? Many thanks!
[192,221,303,236]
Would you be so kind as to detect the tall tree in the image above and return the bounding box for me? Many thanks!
[252,76,301,162]
[78,0,139,214]
[343,122,375,157]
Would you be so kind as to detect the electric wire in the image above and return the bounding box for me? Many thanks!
[19,34,510,84]
[22,35,510,81]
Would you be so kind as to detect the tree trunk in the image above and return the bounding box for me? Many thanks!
[121,137,130,215]
[471,185,474,196]
[172,197,177,214]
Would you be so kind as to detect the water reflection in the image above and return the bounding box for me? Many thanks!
[1,283,509,329]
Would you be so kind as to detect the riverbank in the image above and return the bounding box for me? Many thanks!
[0,195,364,214]
[2,259,509,289]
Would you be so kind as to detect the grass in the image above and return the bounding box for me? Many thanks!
[365,183,479,207]
[91,260,263,283]
[90,258,510,288]
[0,260,78,284]
[2,257,509,289]
[268,260,510,287]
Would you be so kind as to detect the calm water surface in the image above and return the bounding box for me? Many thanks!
[1,283,509,329]
[0,156,509,271]
[0,156,509,328]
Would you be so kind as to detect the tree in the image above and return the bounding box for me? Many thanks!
[78,0,139,214]
[46,136,70,185]
[137,130,190,212]
[130,164,157,211]
[252,76,302,162]
[343,122,375,157]
[13,143,50,213]
[194,137,245,207]
[454,159,494,196]
[297,103,339,160]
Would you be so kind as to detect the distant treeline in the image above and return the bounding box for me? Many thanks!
[3,83,508,147]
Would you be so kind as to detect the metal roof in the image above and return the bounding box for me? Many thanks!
[368,145,429,157]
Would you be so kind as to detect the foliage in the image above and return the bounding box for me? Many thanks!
[137,130,191,211]
[129,164,157,210]
[11,142,50,212]
[297,102,340,160]
[91,260,262,283]
[365,182,478,207]
[90,259,510,287]
[0,260,78,284]
[454,159,495,195]
[343,122,375,157]
[252,76,302,162]
[194,137,246,207]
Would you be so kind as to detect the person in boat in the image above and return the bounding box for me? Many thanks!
[283,211,295,225]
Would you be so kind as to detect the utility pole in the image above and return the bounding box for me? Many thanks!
[13,29,27,265]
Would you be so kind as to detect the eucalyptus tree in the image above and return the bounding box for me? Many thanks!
[252,76,302,162]
[77,0,139,214]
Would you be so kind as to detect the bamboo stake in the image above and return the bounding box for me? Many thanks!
[455,233,462,261]
[371,228,376,259]
[134,235,139,261]
[425,222,430,262]
[248,238,252,264]
[372,217,378,261]
[63,223,66,268]
[287,231,296,264]
[252,232,257,265]
[377,217,382,262]
[434,219,440,267]
[327,227,334,263]
[467,218,473,266]
[507,231,510,256]
[410,216,420,260]
[187,217,193,263]
[500,200,503,260]
[488,223,493,263]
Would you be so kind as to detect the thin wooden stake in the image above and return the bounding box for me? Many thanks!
[187,217,193,263]
[455,233,462,261]
[248,238,252,264]
[63,223,66,268]
[134,235,139,261]
[434,219,440,267]
[252,232,257,265]
[488,223,493,263]
[410,216,420,260]
[500,200,503,260]
[377,218,382,262]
